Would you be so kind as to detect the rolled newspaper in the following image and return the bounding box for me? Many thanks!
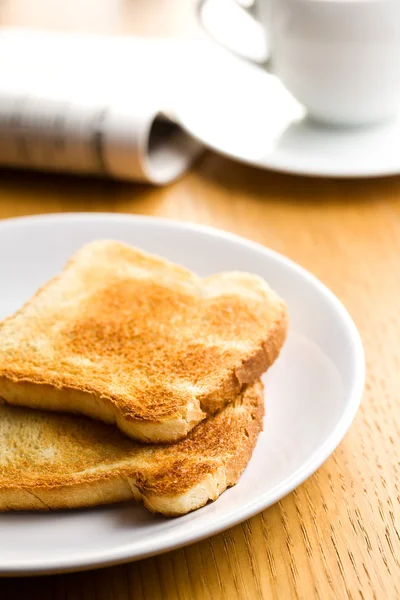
[0,29,203,184]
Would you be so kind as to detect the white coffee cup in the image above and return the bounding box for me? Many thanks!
[200,0,400,126]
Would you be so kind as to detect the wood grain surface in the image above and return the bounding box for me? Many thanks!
[1,1,400,598]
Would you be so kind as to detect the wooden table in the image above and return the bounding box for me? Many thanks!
[1,1,400,598]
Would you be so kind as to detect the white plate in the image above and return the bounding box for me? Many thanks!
[0,213,365,575]
[177,41,400,178]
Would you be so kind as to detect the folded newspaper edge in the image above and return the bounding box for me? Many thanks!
[0,28,204,184]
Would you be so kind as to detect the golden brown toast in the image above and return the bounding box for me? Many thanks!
[0,241,287,442]
[0,381,264,516]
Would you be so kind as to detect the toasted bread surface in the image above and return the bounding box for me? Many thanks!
[0,381,264,516]
[0,241,287,441]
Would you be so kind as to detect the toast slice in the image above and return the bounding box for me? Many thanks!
[0,241,287,442]
[0,381,264,516]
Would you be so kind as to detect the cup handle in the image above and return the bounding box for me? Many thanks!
[197,0,269,65]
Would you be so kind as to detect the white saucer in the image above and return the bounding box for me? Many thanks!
[0,214,364,575]
[177,43,400,178]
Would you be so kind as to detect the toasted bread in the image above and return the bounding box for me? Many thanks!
[0,241,287,442]
[0,381,264,516]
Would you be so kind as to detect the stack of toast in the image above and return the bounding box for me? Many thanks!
[0,241,288,516]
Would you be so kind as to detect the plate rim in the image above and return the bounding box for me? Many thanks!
[0,213,365,575]
[179,121,400,178]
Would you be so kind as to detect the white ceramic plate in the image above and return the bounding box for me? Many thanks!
[0,214,364,575]
[177,41,400,178]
